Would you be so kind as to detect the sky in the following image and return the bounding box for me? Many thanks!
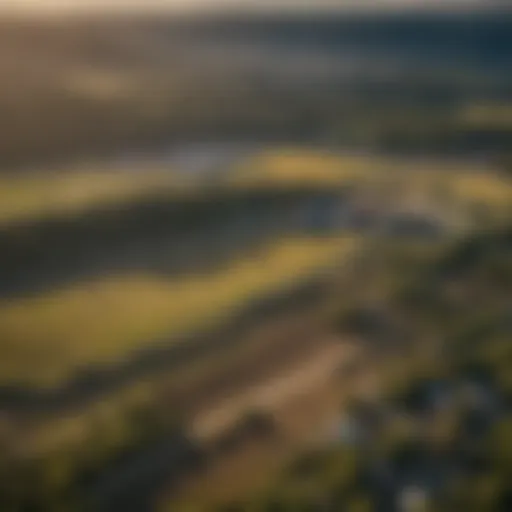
[0,0,489,15]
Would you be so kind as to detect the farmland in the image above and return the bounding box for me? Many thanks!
[0,234,360,388]
[0,8,511,510]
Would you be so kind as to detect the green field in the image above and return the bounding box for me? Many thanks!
[1,148,510,226]
[0,235,360,388]
[2,148,511,389]
[1,148,511,512]
[0,168,188,226]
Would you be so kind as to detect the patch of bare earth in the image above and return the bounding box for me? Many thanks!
[165,336,363,508]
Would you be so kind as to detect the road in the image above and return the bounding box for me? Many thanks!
[189,338,359,442]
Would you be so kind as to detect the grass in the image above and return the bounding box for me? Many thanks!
[0,150,371,226]
[1,147,510,388]
[0,169,183,226]
[0,150,381,226]
[233,148,512,212]
[3,148,509,226]
[459,102,512,129]
[229,149,379,188]
[0,235,360,388]
[450,172,512,208]
[1,151,510,509]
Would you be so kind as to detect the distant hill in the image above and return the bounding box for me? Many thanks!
[0,9,510,170]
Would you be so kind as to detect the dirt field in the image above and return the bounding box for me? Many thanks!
[165,332,365,509]
[188,339,358,442]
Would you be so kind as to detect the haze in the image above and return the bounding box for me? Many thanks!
[0,0,488,15]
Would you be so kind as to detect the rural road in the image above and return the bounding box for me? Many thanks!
[188,338,359,442]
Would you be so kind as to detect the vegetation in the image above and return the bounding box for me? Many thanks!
[228,223,512,512]
[0,235,359,388]
[0,13,511,170]
[0,170,180,226]
[1,145,511,510]
[0,8,511,512]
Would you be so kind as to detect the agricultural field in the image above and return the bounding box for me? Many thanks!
[0,169,180,226]
[0,8,511,511]
[1,147,511,389]
[0,146,510,512]
[225,223,512,512]
[0,234,360,388]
